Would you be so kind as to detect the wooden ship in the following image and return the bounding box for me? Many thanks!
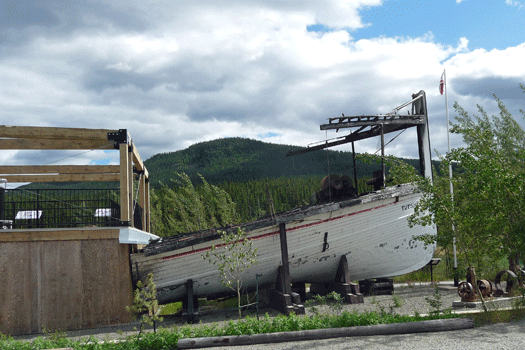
[131,90,437,315]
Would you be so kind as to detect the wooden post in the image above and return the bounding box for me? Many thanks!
[279,223,292,295]
[381,124,385,187]
[127,146,134,227]
[145,179,150,232]
[310,255,364,304]
[139,175,148,232]
[0,185,5,221]
[119,143,130,225]
[183,279,198,323]
[269,222,305,315]
[333,255,363,303]
[414,91,432,179]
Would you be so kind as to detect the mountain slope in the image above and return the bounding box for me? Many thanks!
[144,137,421,187]
[18,137,423,190]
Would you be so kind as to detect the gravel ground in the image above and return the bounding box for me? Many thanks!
[14,281,463,343]
[15,281,525,349]
[212,319,525,350]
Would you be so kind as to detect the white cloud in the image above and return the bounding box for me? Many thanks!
[505,0,523,8]
[456,0,466,3]
[0,0,523,167]
[447,43,525,79]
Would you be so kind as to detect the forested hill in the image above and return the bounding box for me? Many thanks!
[144,137,422,188]
[17,137,423,190]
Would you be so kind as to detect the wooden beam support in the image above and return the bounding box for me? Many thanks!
[0,165,120,175]
[1,174,120,183]
[131,143,145,172]
[0,125,151,230]
[119,143,130,224]
[183,279,198,323]
[0,138,114,150]
[320,116,425,130]
[0,227,120,242]
[279,222,292,295]
[139,175,149,232]
[0,125,117,141]
[269,222,305,315]
[145,179,150,232]
[128,147,134,227]
[310,255,364,304]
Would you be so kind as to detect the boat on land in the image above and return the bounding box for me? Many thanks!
[130,90,436,305]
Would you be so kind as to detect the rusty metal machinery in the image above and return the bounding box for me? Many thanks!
[457,281,475,301]
[493,270,519,297]
[457,267,524,302]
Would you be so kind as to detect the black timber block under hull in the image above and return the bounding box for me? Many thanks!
[359,278,394,296]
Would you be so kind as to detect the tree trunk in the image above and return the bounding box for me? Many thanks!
[509,253,520,274]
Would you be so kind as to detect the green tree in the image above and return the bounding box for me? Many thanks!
[409,84,525,277]
[126,273,163,335]
[150,173,238,236]
[202,227,258,319]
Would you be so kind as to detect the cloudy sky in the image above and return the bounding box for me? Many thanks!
[1,0,524,172]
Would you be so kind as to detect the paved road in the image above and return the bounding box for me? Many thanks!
[203,318,525,350]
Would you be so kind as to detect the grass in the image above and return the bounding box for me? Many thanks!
[5,289,525,350]
[0,311,461,350]
[5,307,524,350]
[393,248,510,284]
[159,302,182,316]
[472,308,525,326]
[391,292,405,308]
[159,293,258,317]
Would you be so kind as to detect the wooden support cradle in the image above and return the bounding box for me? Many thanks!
[310,255,364,304]
[269,222,305,315]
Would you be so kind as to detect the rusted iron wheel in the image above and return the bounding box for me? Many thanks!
[477,279,492,297]
[494,270,518,296]
[458,281,474,300]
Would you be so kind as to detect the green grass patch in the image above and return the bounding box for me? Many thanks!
[159,301,183,316]
[5,304,525,350]
[471,308,525,326]
[1,311,461,350]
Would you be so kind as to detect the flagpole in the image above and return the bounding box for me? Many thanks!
[443,69,458,286]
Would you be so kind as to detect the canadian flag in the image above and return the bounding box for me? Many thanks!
[439,72,445,95]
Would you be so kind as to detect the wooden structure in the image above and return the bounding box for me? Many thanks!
[0,125,157,335]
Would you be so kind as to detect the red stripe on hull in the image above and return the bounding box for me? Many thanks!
[161,201,395,261]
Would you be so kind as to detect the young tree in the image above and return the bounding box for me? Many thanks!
[126,273,163,336]
[202,227,258,319]
[409,85,525,276]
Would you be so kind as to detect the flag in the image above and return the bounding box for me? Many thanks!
[439,71,445,95]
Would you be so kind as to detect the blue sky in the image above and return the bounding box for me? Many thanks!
[307,1,525,50]
[354,0,524,50]
[0,0,524,172]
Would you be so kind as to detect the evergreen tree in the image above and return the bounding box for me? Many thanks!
[150,173,238,236]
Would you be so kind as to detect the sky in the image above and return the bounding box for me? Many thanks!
[1,0,524,176]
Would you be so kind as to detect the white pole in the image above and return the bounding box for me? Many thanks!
[444,69,458,286]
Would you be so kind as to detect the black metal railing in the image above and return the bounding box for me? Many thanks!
[0,188,124,229]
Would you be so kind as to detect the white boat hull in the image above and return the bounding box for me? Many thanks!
[131,183,436,304]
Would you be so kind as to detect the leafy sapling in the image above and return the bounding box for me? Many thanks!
[203,227,258,319]
[127,273,163,336]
